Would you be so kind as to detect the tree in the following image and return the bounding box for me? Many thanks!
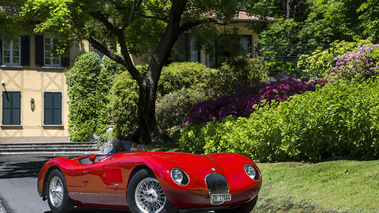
[358,0,379,40]
[4,0,244,144]
[0,1,33,36]
[246,0,368,45]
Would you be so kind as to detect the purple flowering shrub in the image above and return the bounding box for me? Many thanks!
[330,44,379,81]
[186,76,326,125]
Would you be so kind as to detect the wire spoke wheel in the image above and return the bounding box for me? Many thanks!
[135,177,166,213]
[49,176,64,208]
[46,169,74,213]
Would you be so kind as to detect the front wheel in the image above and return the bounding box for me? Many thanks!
[46,169,74,213]
[127,169,179,213]
[215,196,258,213]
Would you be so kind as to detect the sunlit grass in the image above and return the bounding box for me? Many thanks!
[253,161,379,212]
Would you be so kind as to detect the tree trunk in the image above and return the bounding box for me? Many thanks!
[281,0,293,20]
[125,73,169,144]
[124,0,189,144]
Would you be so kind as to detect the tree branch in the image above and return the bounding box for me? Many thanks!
[117,32,143,83]
[87,36,123,63]
[178,20,204,34]
[122,0,143,30]
[89,10,120,34]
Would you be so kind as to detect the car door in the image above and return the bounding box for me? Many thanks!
[69,156,129,208]
[66,160,104,205]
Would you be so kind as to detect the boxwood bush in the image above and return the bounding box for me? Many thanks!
[210,55,268,94]
[156,87,214,134]
[108,71,139,139]
[157,62,218,97]
[179,79,379,162]
[66,52,124,142]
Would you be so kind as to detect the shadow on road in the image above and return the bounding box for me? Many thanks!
[0,160,47,179]
[0,155,79,179]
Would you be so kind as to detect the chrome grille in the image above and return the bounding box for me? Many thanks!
[205,173,229,194]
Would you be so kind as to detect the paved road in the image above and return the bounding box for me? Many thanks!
[0,154,126,213]
[0,154,213,213]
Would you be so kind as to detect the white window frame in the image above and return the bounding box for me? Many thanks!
[44,37,61,67]
[239,35,252,55]
[2,37,21,66]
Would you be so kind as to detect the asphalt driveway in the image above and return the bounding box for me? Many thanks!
[0,154,126,213]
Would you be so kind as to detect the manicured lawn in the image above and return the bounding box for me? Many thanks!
[253,160,379,212]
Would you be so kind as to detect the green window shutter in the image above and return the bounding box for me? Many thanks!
[21,36,30,66]
[53,92,62,125]
[35,35,44,66]
[61,55,70,67]
[44,92,62,125]
[2,92,11,125]
[2,91,21,125]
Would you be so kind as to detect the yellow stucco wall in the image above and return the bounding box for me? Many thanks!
[0,33,88,143]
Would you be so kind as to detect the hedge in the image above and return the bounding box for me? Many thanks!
[179,79,379,162]
[66,52,124,142]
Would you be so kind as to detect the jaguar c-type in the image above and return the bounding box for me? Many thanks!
[37,140,262,213]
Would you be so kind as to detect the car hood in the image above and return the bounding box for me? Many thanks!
[150,151,224,171]
[144,151,254,179]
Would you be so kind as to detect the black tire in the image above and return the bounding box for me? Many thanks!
[46,169,74,213]
[127,168,179,213]
[215,195,258,213]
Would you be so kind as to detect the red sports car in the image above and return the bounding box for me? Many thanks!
[37,140,262,213]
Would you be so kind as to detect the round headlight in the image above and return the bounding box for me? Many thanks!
[245,164,260,181]
[170,168,189,186]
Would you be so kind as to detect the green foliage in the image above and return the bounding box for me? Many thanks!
[156,87,214,134]
[258,17,302,45]
[0,2,33,38]
[98,132,110,145]
[158,62,218,97]
[66,52,123,142]
[179,80,379,162]
[107,71,139,140]
[14,0,247,60]
[213,55,268,93]
[109,62,217,138]
[358,0,379,40]
[255,0,367,45]
[297,39,373,78]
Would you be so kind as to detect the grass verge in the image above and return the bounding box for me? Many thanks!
[253,161,379,212]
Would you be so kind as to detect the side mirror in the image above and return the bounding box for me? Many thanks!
[89,154,96,163]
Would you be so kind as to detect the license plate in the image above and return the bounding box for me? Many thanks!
[210,194,231,204]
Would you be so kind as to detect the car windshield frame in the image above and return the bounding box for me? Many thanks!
[106,140,150,156]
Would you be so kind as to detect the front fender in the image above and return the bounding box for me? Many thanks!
[139,153,262,209]
[37,157,73,197]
